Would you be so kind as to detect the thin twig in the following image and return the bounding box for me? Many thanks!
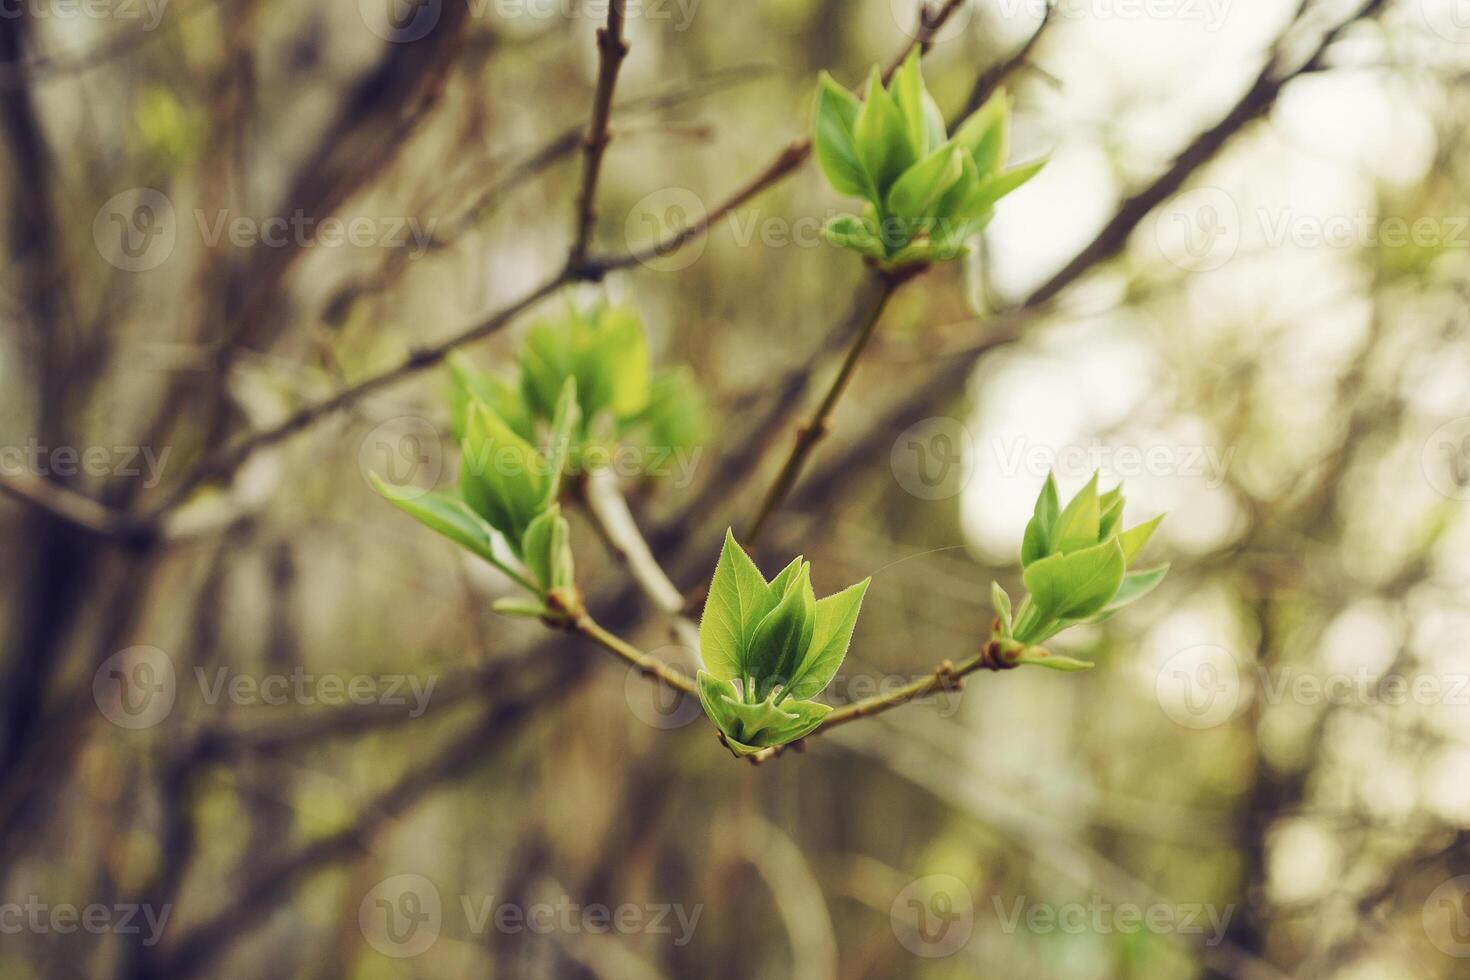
[744,267,915,548]
[568,0,629,270]
[0,471,146,542]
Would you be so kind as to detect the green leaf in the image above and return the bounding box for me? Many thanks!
[814,73,873,200]
[1099,494,1125,541]
[960,159,1045,218]
[492,597,549,618]
[1022,538,1126,625]
[854,67,915,202]
[1100,565,1168,616]
[885,143,963,220]
[522,506,559,592]
[952,89,1009,176]
[624,367,708,451]
[448,353,534,442]
[1054,472,1101,554]
[549,511,575,590]
[921,92,947,156]
[697,672,831,755]
[784,577,870,701]
[823,213,886,258]
[991,581,1013,636]
[889,49,927,158]
[371,479,536,592]
[1021,473,1061,566]
[596,306,651,420]
[540,378,580,510]
[520,319,578,422]
[1015,646,1095,672]
[1119,514,1164,564]
[460,401,547,551]
[699,529,774,682]
[748,561,816,699]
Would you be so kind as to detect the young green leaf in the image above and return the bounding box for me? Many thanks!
[459,401,547,551]
[370,479,537,593]
[492,597,550,618]
[991,581,1013,636]
[1100,564,1169,615]
[1021,537,1126,626]
[699,529,775,682]
[1053,472,1102,554]
[952,89,1009,176]
[886,143,963,220]
[595,307,651,419]
[521,506,560,592]
[782,577,870,701]
[889,49,927,157]
[748,562,816,699]
[814,72,873,200]
[1021,473,1061,566]
[823,213,885,257]
[539,378,580,511]
[961,159,1045,218]
[1119,514,1164,563]
[853,67,914,201]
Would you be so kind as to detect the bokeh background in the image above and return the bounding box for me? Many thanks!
[3,0,1470,976]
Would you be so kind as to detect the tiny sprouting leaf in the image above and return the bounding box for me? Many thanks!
[853,67,914,202]
[1021,473,1061,566]
[1119,514,1164,563]
[814,72,873,200]
[1053,471,1102,555]
[952,89,1009,176]
[783,577,870,701]
[1022,537,1126,625]
[699,529,774,682]
[747,562,816,699]
[886,143,963,220]
[991,581,1013,635]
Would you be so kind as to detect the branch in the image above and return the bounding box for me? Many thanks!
[568,0,630,269]
[145,2,971,518]
[744,267,916,548]
[0,471,148,543]
[579,470,688,619]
